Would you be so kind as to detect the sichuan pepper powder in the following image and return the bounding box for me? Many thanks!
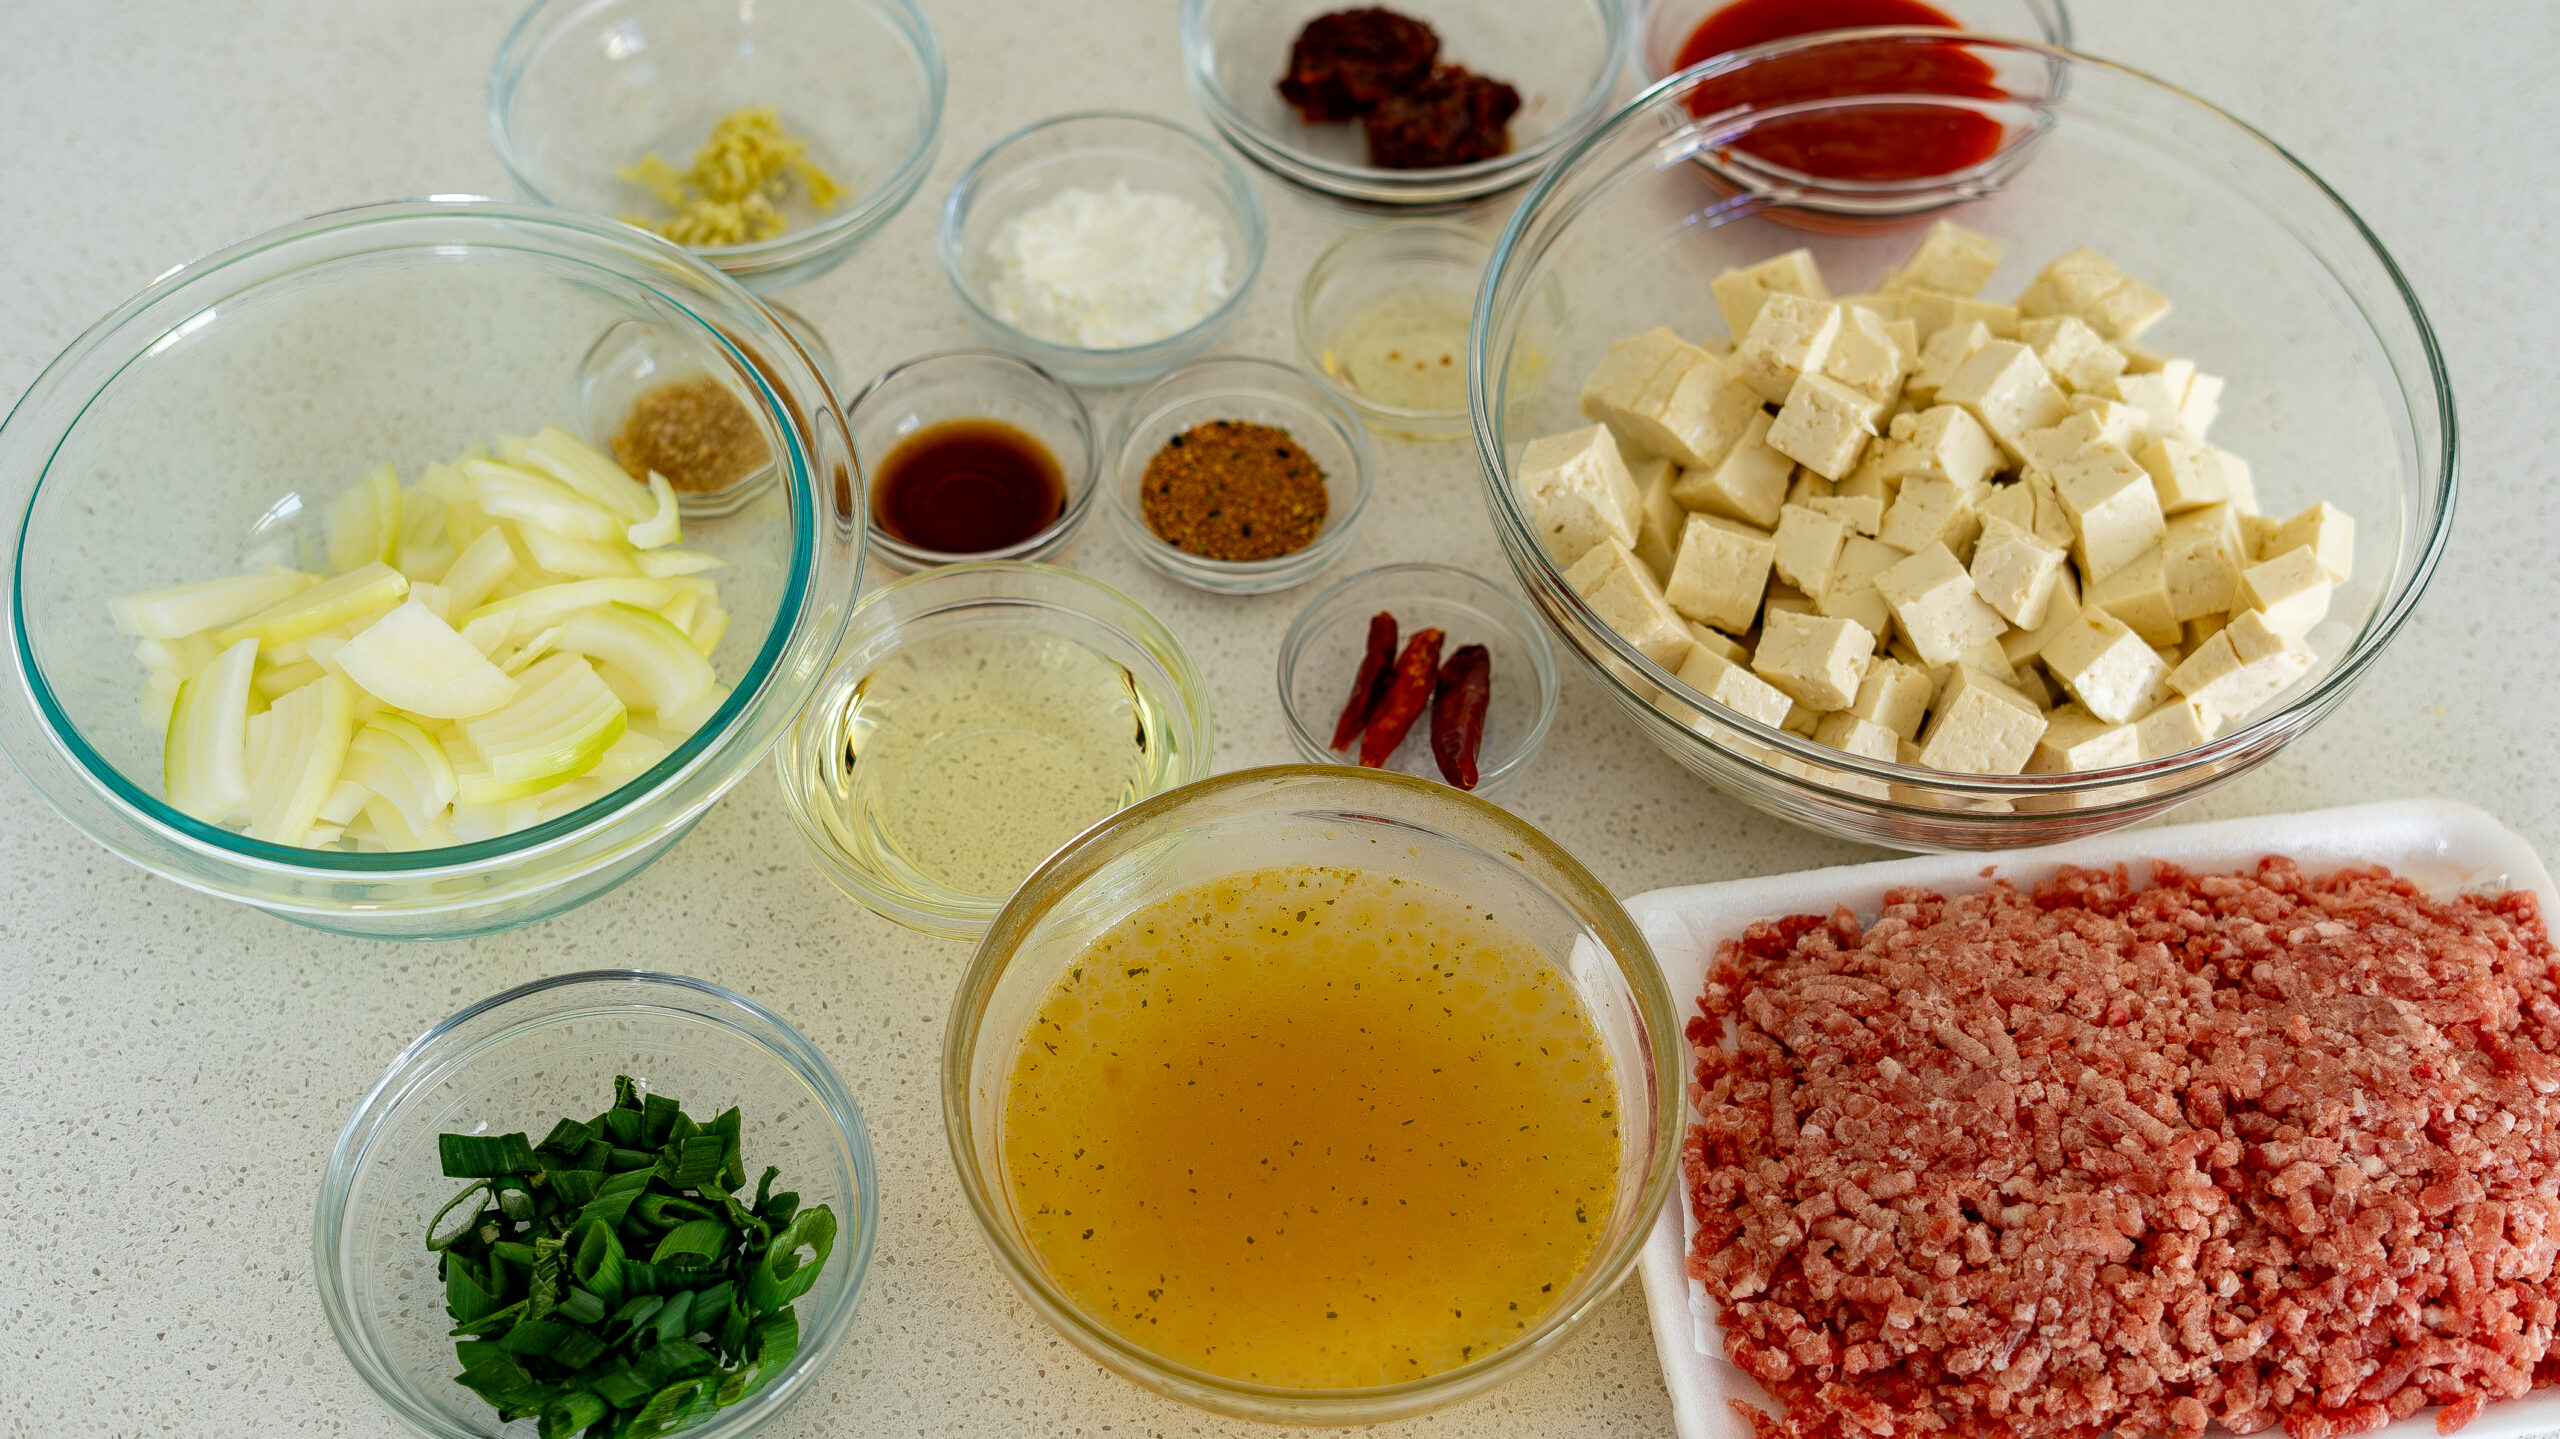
[1139,420,1330,562]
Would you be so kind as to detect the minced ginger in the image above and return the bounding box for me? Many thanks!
[619,107,846,247]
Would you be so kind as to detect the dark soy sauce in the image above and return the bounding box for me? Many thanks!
[872,419,1066,554]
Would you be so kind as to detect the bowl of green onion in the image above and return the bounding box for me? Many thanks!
[314,970,877,1439]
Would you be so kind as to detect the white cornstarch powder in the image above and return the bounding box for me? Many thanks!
[984,182,1235,350]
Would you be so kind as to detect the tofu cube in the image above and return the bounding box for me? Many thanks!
[2132,697,2216,760]
[1674,644,1795,728]
[1876,404,2002,496]
[1906,319,1991,404]
[1785,469,1836,509]
[2014,410,2110,477]
[2085,546,2180,646]
[1901,292,2020,342]
[2185,611,2230,650]
[2262,501,2354,582]
[2161,504,2247,620]
[1875,543,2007,668]
[2216,449,2259,515]
[1935,341,2071,460]
[1767,373,1882,480]
[1577,328,1691,443]
[1806,493,1884,537]
[1916,666,2047,774]
[2017,314,2130,394]
[2051,442,2167,581]
[2023,468,2077,550]
[1877,475,1983,559]
[2041,605,2171,724]
[1664,513,1777,632]
[1771,503,1849,601]
[2167,608,2312,723]
[2134,437,2241,514]
[1736,293,1843,405]
[1848,656,1935,740]
[1686,621,1747,664]
[1814,711,1902,762]
[1815,535,1908,638]
[1835,464,1895,508]
[2110,367,2193,444]
[1710,249,1831,340]
[2014,248,2171,340]
[2177,372,2225,441]
[1969,515,2068,629]
[1978,478,2034,535]
[1519,423,1642,566]
[1565,539,1694,669]
[2001,563,2081,666]
[1882,221,2005,297]
[2027,704,2140,773]
[2236,547,2335,638]
[1781,700,1825,737]
[1823,304,1911,403]
[1622,347,1767,469]
[2069,395,2156,452]
[1628,454,1683,582]
[1753,609,1875,710]
[1671,410,1794,528]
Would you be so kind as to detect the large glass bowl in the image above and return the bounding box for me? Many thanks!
[0,199,865,937]
[1470,36,2454,849]
[315,970,878,1439]
[490,0,946,293]
[943,766,1682,1423]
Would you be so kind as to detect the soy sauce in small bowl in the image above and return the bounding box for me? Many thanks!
[846,349,1098,570]
[873,420,1065,553]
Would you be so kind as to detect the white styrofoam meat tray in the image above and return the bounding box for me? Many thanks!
[1626,799,2560,1439]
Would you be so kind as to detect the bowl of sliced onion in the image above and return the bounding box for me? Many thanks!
[0,199,864,938]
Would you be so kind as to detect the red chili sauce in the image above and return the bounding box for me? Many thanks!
[1674,0,2007,182]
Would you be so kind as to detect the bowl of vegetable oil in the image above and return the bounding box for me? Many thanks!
[774,562,1213,939]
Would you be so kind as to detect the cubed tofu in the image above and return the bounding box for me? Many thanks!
[1621,347,1767,469]
[2110,367,2193,443]
[2179,373,2225,442]
[2161,504,2247,621]
[1969,515,2067,629]
[1736,293,1844,405]
[1935,341,2071,461]
[1875,405,2002,496]
[1565,539,1693,668]
[2051,442,2167,581]
[2213,450,2258,515]
[2086,547,2180,646]
[1767,373,1882,481]
[1848,657,1935,740]
[1665,512,1778,632]
[1906,319,1991,404]
[2022,468,2077,550]
[1806,493,1884,537]
[2017,314,2130,394]
[2041,605,2170,724]
[1628,454,1683,582]
[1577,328,1689,443]
[1877,475,1983,559]
[1770,503,1849,601]
[1875,543,2007,668]
[2132,697,2216,760]
[1710,249,1830,340]
[1835,463,1896,508]
[1814,711,1902,762]
[1764,580,1818,620]
[1823,304,1911,404]
[1901,292,2019,342]
[2236,547,2334,638]
[2014,410,2109,477]
[1671,410,1794,528]
[2166,608,2313,723]
[2014,248,2171,341]
[1778,701,1824,738]
[1883,221,2005,297]
[1835,290,1904,318]
[2185,611,2230,650]
[2262,501,2354,582]
[2134,437,2241,514]
[1674,644,1795,728]
[1979,477,2034,534]
[1917,666,2047,774]
[1753,609,1875,710]
[1519,424,1642,566]
[1785,469,1836,509]
[2240,510,2282,558]
[2069,395,2155,452]
[1815,535,1907,638]
[2001,564,2081,667]
[2027,704,2140,773]
[1686,621,1747,664]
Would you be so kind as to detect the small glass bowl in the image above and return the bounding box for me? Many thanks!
[944,766,1682,1423]
[938,112,1267,387]
[575,299,844,520]
[489,0,946,292]
[1295,223,1490,440]
[1278,563,1559,793]
[1107,357,1374,595]
[315,970,878,1439]
[847,350,1098,572]
[1634,0,2072,82]
[773,562,1214,940]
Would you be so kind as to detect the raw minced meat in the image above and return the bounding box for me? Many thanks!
[1686,858,2560,1439]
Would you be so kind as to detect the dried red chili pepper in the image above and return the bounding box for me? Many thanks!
[1357,628,1443,769]
[1430,643,1490,790]
[1330,610,1400,751]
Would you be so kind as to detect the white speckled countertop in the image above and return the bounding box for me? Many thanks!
[2,2,2553,1433]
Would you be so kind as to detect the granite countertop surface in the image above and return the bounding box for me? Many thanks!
[2,1,2554,1434]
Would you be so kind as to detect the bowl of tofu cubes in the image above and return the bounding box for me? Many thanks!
[1470,34,2454,849]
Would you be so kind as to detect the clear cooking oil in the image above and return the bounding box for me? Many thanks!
[804,626,1184,904]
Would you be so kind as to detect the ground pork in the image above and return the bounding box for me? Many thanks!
[1686,858,2560,1439]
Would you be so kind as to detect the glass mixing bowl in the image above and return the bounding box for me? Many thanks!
[944,766,1681,1423]
[1470,36,2454,849]
[0,199,864,937]
[315,970,878,1439]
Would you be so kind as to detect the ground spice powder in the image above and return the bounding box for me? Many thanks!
[1138,420,1329,562]
[613,377,771,494]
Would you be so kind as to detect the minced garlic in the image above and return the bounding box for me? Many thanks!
[618,107,847,248]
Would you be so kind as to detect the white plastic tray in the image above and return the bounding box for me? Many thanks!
[1626,799,2560,1439]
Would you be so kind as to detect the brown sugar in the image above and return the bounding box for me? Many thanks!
[612,376,771,494]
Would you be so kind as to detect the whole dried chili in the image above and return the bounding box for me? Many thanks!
[1358,628,1443,769]
[1330,610,1400,751]
[1429,643,1490,790]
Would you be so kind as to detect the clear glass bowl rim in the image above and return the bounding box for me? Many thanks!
[849,348,1102,568]
[1293,222,1490,428]
[940,763,1684,1415]
[1465,30,2458,805]
[312,968,880,1439]
[486,0,950,265]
